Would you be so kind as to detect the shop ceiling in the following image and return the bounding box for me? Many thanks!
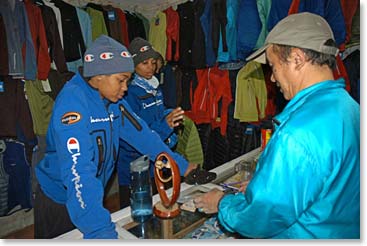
[64,0,190,19]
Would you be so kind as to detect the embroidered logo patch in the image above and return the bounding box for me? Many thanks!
[61,112,81,125]
[100,52,114,60]
[140,45,149,52]
[84,54,94,62]
[121,51,131,58]
[67,137,80,154]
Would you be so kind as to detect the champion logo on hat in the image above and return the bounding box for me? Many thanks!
[121,51,131,58]
[140,45,150,52]
[100,52,114,60]
[67,137,80,154]
[84,54,94,62]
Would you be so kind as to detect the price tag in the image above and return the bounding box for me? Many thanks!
[108,11,115,21]
[41,79,52,92]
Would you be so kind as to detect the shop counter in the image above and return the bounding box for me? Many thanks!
[56,147,262,239]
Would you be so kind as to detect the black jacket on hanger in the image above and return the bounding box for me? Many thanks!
[52,0,86,62]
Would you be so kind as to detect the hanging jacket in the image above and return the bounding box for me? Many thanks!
[287,0,350,92]
[177,1,195,68]
[35,72,189,239]
[218,78,360,238]
[191,0,207,69]
[200,0,216,67]
[164,7,180,62]
[189,66,232,136]
[292,0,346,48]
[236,0,262,60]
[234,61,267,122]
[0,77,35,142]
[37,3,68,73]
[267,0,293,31]
[211,0,227,55]
[115,8,130,46]
[254,0,272,49]
[53,0,86,62]
[2,139,32,215]
[24,0,51,80]
[149,12,167,59]
[175,116,204,167]
[340,0,359,46]
[85,6,108,41]
[0,0,37,80]
[217,0,240,63]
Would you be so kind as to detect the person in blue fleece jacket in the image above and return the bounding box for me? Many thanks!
[34,35,194,239]
[117,38,209,209]
[194,13,360,239]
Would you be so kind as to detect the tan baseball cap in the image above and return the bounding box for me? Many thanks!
[246,12,339,64]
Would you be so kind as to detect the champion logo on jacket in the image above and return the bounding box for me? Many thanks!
[67,137,86,209]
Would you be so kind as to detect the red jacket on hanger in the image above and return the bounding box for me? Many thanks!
[24,0,51,80]
[164,7,180,62]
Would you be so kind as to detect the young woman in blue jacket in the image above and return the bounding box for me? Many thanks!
[34,35,196,239]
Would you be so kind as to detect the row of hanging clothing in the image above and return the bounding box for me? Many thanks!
[0,0,360,79]
[0,0,360,154]
[0,0,360,212]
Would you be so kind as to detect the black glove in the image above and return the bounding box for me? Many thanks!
[184,167,217,185]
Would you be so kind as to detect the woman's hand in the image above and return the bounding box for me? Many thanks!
[165,107,184,128]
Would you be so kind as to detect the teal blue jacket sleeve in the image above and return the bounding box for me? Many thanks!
[218,133,329,238]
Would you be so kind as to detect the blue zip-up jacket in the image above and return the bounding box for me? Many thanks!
[254,0,272,49]
[0,0,37,80]
[118,75,186,185]
[217,0,240,62]
[35,73,188,238]
[297,0,346,46]
[218,79,360,238]
[199,0,216,67]
[267,0,293,31]
[236,0,262,61]
[267,0,346,47]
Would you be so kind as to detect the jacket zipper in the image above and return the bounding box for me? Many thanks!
[96,136,104,176]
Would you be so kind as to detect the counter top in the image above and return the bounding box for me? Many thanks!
[56,147,262,239]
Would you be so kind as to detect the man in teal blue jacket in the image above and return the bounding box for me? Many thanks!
[194,12,360,239]
[34,35,192,239]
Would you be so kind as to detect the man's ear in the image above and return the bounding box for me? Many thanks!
[291,48,306,70]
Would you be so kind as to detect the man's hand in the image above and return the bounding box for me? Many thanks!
[166,107,184,128]
[193,188,224,214]
[239,180,251,193]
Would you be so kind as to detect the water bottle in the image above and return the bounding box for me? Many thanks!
[234,160,253,182]
[130,155,153,223]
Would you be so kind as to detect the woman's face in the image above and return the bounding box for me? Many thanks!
[98,72,132,102]
[135,58,157,79]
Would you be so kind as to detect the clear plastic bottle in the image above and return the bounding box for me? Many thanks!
[235,160,253,182]
[129,155,153,223]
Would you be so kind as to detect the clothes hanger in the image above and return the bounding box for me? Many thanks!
[34,0,45,6]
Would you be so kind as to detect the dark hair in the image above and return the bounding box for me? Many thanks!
[156,52,164,63]
[271,39,337,69]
